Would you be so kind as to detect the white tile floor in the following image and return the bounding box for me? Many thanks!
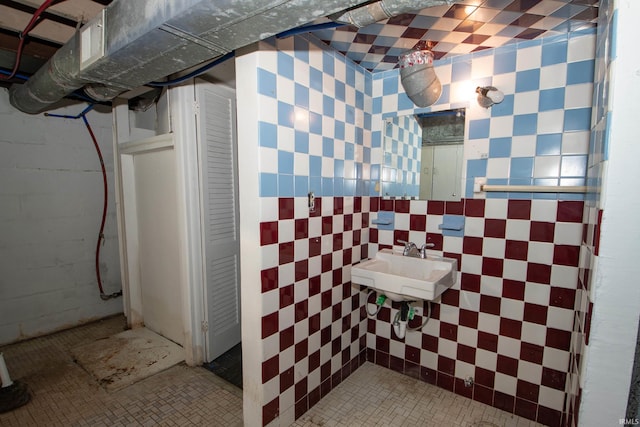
[0,315,243,426]
[293,363,542,427]
[0,316,542,426]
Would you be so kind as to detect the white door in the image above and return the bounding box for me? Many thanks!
[196,81,241,362]
[420,145,434,200]
[432,144,463,201]
[134,146,184,345]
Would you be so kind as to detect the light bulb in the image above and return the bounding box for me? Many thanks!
[476,86,504,108]
[487,88,504,104]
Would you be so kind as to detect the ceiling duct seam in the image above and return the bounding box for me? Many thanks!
[331,0,456,28]
[158,24,230,55]
[214,0,292,29]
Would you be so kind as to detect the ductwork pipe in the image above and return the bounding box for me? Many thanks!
[399,49,441,107]
[10,33,92,113]
[330,0,455,28]
[10,0,371,114]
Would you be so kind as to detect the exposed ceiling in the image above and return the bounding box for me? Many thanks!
[314,0,599,72]
[0,0,112,83]
[0,0,598,89]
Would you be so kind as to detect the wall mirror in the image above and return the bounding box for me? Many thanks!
[381,108,465,201]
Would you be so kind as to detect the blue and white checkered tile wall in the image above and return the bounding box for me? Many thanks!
[382,115,422,198]
[372,29,596,202]
[256,35,374,199]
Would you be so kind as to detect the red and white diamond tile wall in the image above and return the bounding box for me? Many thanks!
[259,196,371,425]
[564,203,600,427]
[367,197,584,427]
[261,195,585,426]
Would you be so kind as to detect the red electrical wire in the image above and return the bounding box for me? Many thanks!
[1,0,57,81]
[46,106,121,300]
[82,114,121,300]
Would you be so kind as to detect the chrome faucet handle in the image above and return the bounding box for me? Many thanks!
[419,243,435,258]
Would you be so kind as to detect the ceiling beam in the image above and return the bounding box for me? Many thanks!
[6,0,107,25]
[0,29,59,59]
[0,5,75,44]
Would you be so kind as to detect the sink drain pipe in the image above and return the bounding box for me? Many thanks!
[393,302,410,339]
[366,291,432,338]
[392,301,433,339]
[0,353,30,413]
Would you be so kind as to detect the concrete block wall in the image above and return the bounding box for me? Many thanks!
[0,89,122,345]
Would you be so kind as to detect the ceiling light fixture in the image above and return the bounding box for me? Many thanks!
[398,41,442,108]
[476,86,505,108]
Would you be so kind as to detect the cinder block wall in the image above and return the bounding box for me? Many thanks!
[0,89,122,345]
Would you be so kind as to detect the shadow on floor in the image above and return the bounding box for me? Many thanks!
[203,343,242,389]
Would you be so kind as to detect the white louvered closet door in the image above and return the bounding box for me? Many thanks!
[196,81,241,362]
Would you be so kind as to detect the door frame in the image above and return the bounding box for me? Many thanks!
[112,86,207,366]
[168,83,208,366]
[115,132,176,332]
[113,80,240,366]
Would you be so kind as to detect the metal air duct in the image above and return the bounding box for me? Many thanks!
[330,0,455,28]
[329,0,455,108]
[399,48,441,107]
[10,0,371,114]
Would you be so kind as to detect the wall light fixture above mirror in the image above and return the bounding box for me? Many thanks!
[381,108,465,201]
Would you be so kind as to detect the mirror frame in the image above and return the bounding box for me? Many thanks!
[380,108,466,201]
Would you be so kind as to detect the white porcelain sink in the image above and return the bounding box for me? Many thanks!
[351,249,457,302]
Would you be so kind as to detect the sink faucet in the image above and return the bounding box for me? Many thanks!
[398,240,435,258]
[398,240,418,257]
